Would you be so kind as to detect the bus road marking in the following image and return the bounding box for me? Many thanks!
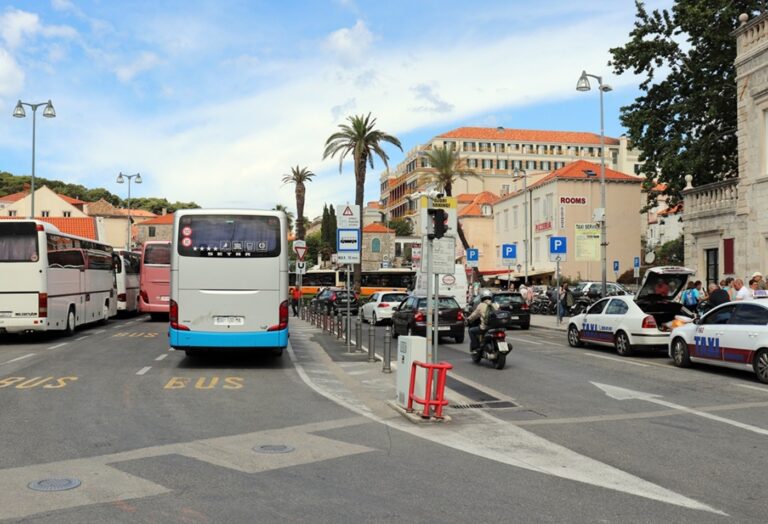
[0,376,78,389]
[155,354,168,361]
[136,366,152,375]
[736,384,768,394]
[163,376,244,390]
[0,353,35,366]
[47,342,68,350]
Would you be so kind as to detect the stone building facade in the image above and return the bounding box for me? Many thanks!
[682,12,768,283]
[361,223,395,271]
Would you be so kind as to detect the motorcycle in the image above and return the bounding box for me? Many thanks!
[471,327,511,369]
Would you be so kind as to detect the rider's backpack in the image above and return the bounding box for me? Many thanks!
[485,308,511,329]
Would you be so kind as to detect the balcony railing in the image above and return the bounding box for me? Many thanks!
[682,178,738,217]
[737,13,768,57]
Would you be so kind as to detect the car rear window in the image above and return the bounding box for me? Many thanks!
[417,297,459,309]
[495,294,524,305]
[382,293,408,303]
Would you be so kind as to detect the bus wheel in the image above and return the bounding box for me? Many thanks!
[64,307,76,336]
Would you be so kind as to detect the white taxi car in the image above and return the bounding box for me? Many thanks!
[360,291,409,325]
[669,299,768,383]
[567,266,695,356]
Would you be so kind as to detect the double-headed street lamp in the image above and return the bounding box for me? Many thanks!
[513,168,529,285]
[12,99,56,218]
[577,70,612,298]
[116,172,142,250]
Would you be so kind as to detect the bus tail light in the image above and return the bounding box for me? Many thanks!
[169,299,190,331]
[140,290,149,304]
[117,293,126,302]
[268,300,289,331]
[38,293,48,318]
[642,315,657,329]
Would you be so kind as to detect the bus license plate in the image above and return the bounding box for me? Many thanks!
[215,316,244,326]
[159,296,170,302]
[497,341,509,353]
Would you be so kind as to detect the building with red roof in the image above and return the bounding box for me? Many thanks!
[0,186,89,219]
[361,222,395,271]
[0,216,99,240]
[379,126,642,222]
[136,212,174,245]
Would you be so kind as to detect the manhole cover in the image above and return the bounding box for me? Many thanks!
[253,444,295,454]
[27,478,81,492]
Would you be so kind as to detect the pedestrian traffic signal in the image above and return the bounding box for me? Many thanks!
[427,208,448,239]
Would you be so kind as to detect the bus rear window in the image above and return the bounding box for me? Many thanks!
[0,222,39,262]
[144,244,171,265]
[177,215,281,258]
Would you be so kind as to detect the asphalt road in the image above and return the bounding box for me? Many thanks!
[0,313,763,522]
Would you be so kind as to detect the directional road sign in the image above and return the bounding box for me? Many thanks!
[466,248,479,268]
[502,244,517,265]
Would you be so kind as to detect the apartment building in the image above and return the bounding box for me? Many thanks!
[380,126,642,228]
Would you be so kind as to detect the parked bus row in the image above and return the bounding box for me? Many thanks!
[0,220,171,336]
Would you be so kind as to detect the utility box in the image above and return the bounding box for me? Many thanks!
[396,336,427,408]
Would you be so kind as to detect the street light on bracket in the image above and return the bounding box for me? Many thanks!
[116,172,142,250]
[12,99,56,218]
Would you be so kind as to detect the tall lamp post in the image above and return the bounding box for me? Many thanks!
[12,100,56,218]
[513,168,529,284]
[577,70,612,297]
[116,172,142,250]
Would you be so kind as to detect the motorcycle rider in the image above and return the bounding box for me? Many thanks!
[467,289,499,353]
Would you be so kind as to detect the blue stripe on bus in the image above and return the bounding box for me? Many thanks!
[169,327,288,349]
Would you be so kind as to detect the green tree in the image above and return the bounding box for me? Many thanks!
[320,204,330,245]
[655,236,684,265]
[282,165,315,240]
[305,232,322,266]
[273,204,295,234]
[420,146,478,249]
[609,0,760,207]
[323,113,402,290]
[329,204,337,252]
[387,217,414,237]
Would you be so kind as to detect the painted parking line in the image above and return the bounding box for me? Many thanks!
[582,352,649,367]
[75,336,88,341]
[0,353,35,365]
[155,354,168,361]
[47,342,68,350]
[506,336,543,346]
[136,366,152,375]
[735,383,768,393]
[92,329,106,334]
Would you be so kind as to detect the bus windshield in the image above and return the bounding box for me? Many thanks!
[177,215,281,258]
[0,222,39,262]
[144,244,171,265]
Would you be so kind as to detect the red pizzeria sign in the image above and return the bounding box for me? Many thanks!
[535,221,552,232]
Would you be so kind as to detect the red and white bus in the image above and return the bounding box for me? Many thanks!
[0,220,116,335]
[138,240,171,320]
[115,250,141,314]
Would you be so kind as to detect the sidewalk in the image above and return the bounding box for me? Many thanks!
[528,313,569,332]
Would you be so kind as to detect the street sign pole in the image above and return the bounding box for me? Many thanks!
[426,235,434,365]
[556,256,562,325]
[346,264,352,353]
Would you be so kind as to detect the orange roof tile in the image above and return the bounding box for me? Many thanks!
[437,127,620,146]
[456,193,476,204]
[458,192,500,217]
[114,208,157,218]
[0,217,98,240]
[138,213,174,225]
[0,191,28,202]
[362,222,394,233]
[366,201,381,209]
[657,204,682,216]
[497,160,640,204]
[59,195,86,205]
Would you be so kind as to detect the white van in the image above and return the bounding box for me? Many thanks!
[413,264,469,309]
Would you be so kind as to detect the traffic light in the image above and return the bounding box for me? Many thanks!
[427,208,448,239]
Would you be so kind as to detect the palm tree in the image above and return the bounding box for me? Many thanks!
[272,204,295,235]
[282,166,315,240]
[421,146,478,250]
[323,113,402,290]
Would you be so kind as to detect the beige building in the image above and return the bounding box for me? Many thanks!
[682,12,768,283]
[0,186,88,218]
[380,126,642,223]
[493,160,643,284]
[136,213,174,245]
[84,199,157,249]
[361,223,395,271]
[456,192,500,271]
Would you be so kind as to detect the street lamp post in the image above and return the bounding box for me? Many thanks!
[514,168,528,285]
[577,71,612,298]
[12,100,56,218]
[116,172,142,250]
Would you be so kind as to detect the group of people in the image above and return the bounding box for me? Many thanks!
[682,271,767,309]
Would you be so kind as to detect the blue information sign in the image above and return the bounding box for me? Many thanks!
[633,256,640,269]
[549,236,567,254]
[613,260,620,272]
[467,248,479,262]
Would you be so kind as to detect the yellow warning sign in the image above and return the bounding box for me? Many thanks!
[419,196,457,209]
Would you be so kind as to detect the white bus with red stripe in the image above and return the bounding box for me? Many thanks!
[0,220,116,336]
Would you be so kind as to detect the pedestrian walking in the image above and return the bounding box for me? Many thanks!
[734,279,749,301]
[291,287,300,317]
[559,283,574,321]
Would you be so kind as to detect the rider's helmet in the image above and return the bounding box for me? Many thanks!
[481,289,493,301]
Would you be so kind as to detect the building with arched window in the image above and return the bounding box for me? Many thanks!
[361,223,395,271]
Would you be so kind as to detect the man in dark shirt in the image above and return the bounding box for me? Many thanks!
[707,283,730,307]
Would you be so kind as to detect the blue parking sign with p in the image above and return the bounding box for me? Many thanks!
[502,244,516,261]
[550,237,566,254]
[467,248,479,262]
[634,256,640,269]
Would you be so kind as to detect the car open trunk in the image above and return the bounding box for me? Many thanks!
[634,266,695,328]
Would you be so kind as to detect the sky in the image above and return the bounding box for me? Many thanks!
[0,0,674,220]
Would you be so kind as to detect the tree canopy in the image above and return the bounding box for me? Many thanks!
[609,0,761,207]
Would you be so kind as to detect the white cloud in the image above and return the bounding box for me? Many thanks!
[325,20,373,65]
[0,9,40,49]
[114,51,161,82]
[51,0,76,12]
[411,84,454,114]
[0,48,24,97]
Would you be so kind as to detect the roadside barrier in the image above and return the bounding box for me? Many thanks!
[382,326,392,373]
[367,322,376,362]
[407,361,453,419]
[355,316,362,353]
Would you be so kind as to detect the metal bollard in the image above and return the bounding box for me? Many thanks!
[382,325,392,373]
[337,313,343,340]
[367,322,376,362]
[355,315,362,353]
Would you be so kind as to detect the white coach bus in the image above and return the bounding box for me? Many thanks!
[0,220,116,335]
[169,209,289,356]
[115,249,141,314]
